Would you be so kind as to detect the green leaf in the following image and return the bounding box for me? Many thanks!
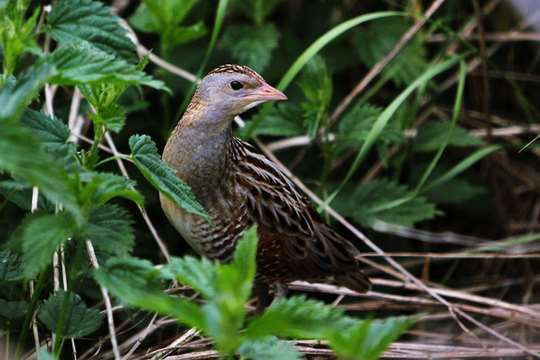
[333,179,437,227]
[46,0,136,61]
[328,316,414,360]
[0,299,28,319]
[244,11,401,137]
[129,0,205,52]
[203,227,259,355]
[132,0,199,30]
[250,103,305,137]
[337,102,401,154]
[230,226,258,303]
[88,102,126,133]
[0,249,24,281]
[277,12,401,91]
[330,55,462,202]
[246,295,349,339]
[87,204,135,256]
[0,0,40,75]
[37,348,57,360]
[164,256,216,298]
[46,44,167,90]
[94,257,207,331]
[414,121,483,152]
[0,122,82,222]
[38,290,103,338]
[221,24,279,72]
[21,110,79,170]
[233,0,282,24]
[79,172,144,207]
[21,110,69,148]
[298,56,332,137]
[168,22,208,47]
[0,63,54,121]
[128,134,209,220]
[238,337,301,360]
[356,17,428,86]
[425,178,486,205]
[21,212,75,278]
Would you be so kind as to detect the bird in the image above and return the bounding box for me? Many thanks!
[161,64,370,304]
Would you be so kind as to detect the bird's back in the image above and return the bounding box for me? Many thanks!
[162,137,370,293]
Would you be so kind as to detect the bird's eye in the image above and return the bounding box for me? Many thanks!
[230,80,243,91]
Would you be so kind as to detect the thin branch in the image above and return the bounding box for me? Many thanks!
[329,0,447,123]
[85,240,121,360]
[103,132,171,262]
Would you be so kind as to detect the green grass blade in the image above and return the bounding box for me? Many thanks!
[423,144,501,192]
[276,11,402,91]
[200,0,229,73]
[243,11,401,137]
[175,0,229,121]
[414,60,467,192]
[327,55,463,205]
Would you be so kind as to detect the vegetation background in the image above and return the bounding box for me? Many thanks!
[1,0,540,358]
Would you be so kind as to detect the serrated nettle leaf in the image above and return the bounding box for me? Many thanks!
[233,0,282,24]
[128,134,209,220]
[0,179,54,211]
[21,110,79,170]
[0,299,28,319]
[45,44,168,91]
[88,103,126,133]
[79,172,144,207]
[21,212,76,278]
[246,295,350,339]
[0,63,54,121]
[164,256,216,298]
[0,122,82,222]
[94,257,207,331]
[336,102,401,154]
[87,204,135,256]
[249,103,305,137]
[333,179,437,227]
[0,249,24,281]
[425,178,486,205]
[328,316,414,360]
[129,0,204,53]
[46,0,136,61]
[221,24,279,72]
[205,227,259,351]
[298,56,332,137]
[0,0,40,75]
[166,21,208,47]
[356,17,428,86]
[38,290,103,338]
[21,110,70,147]
[414,120,484,152]
[146,0,199,28]
[238,336,301,360]
[231,226,258,302]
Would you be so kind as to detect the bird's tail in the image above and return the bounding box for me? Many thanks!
[334,270,371,293]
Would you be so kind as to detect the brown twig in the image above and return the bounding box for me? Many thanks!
[329,0,447,123]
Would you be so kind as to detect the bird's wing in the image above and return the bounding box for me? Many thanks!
[232,138,370,291]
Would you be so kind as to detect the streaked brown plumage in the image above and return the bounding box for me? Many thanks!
[161,64,370,294]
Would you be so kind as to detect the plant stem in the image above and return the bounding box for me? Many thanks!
[15,270,48,358]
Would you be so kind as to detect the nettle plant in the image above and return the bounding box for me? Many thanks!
[0,0,416,359]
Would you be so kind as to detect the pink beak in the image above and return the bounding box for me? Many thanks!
[254,82,288,101]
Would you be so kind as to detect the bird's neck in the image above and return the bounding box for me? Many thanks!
[163,97,234,205]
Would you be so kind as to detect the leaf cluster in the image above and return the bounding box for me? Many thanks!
[95,226,413,359]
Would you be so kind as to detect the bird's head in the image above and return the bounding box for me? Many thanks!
[195,64,287,117]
